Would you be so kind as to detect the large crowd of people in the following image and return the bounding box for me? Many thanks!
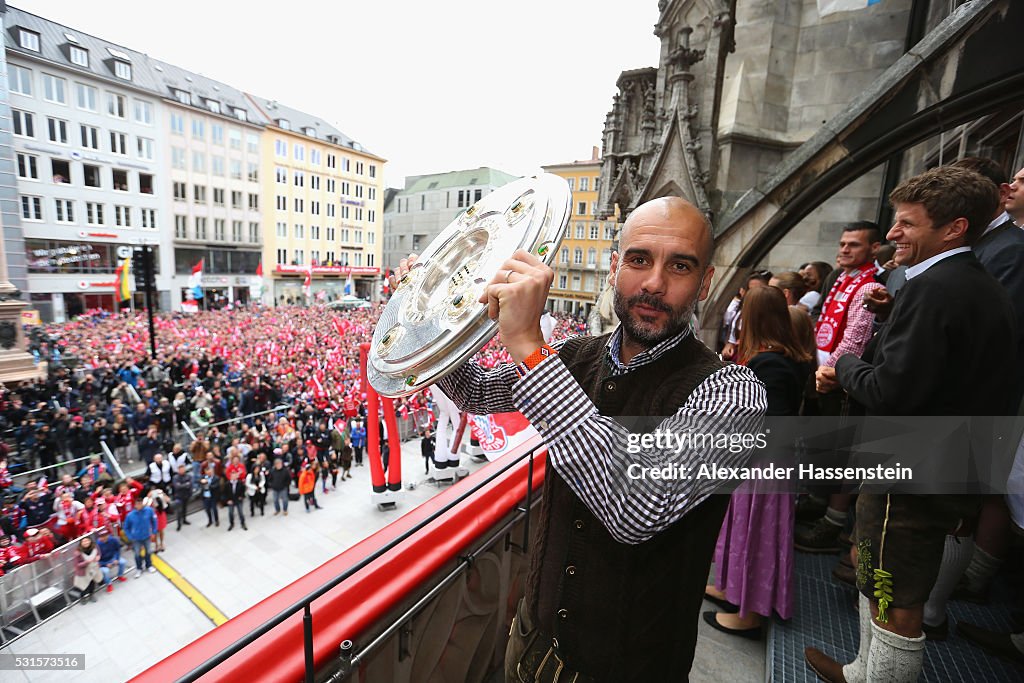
[0,305,584,600]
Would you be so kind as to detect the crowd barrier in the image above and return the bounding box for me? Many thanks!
[0,527,99,644]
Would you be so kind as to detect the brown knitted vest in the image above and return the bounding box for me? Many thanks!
[523,332,728,682]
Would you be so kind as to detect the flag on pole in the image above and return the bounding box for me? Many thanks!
[188,258,204,300]
[251,260,264,303]
[114,257,132,302]
[302,265,312,300]
[817,0,883,16]
[344,270,354,296]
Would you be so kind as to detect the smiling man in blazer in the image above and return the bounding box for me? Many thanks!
[808,166,1019,683]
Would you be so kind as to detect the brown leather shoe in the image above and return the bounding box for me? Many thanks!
[804,647,848,683]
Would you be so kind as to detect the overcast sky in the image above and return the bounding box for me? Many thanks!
[13,1,662,188]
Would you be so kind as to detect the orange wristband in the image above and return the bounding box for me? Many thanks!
[522,344,557,372]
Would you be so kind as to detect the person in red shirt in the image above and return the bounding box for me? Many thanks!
[0,534,25,572]
[23,528,55,562]
[224,452,246,482]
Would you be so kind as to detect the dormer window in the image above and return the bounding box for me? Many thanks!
[207,99,221,114]
[113,60,132,80]
[18,29,40,52]
[277,119,290,131]
[172,88,191,105]
[232,107,247,122]
[304,126,317,138]
[69,45,89,67]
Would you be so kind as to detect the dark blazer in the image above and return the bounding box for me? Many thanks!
[974,217,1024,406]
[835,252,1018,492]
[835,252,1017,417]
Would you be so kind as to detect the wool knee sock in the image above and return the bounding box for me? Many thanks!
[842,593,873,683]
[923,534,975,627]
[963,546,1002,593]
[866,621,926,683]
[824,506,847,527]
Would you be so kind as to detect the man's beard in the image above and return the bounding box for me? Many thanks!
[612,289,696,348]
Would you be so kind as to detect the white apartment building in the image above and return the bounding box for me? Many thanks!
[6,8,171,320]
[157,62,264,309]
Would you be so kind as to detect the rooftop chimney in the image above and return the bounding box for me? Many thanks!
[592,146,599,161]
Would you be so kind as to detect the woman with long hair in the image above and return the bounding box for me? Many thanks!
[704,285,813,637]
[73,535,104,603]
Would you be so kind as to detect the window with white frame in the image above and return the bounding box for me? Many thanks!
[294,144,305,161]
[355,208,363,221]
[247,163,259,182]
[206,99,221,114]
[170,113,184,135]
[311,201,320,216]
[213,188,225,206]
[294,171,304,187]
[601,249,611,268]
[75,83,97,110]
[193,185,206,203]
[173,89,190,105]
[21,196,42,221]
[311,249,320,264]
[231,191,242,209]
[18,29,40,52]
[228,129,241,150]
[214,219,225,241]
[310,149,321,165]
[341,181,350,195]
[136,137,154,161]
[69,45,89,67]
[327,154,336,169]
[275,195,286,211]
[558,274,568,289]
[341,205,349,220]
[577,201,586,216]
[192,151,206,172]
[294,198,303,212]
[195,217,207,240]
[12,109,34,137]
[311,225,320,239]
[211,156,225,176]
[604,223,615,240]
[171,147,186,170]
[133,100,152,125]
[86,202,104,225]
[114,205,131,227]
[17,153,38,180]
[236,109,249,123]
[590,224,599,240]
[246,133,258,153]
[275,139,287,157]
[192,119,204,140]
[587,248,597,266]
[560,247,569,264]
[276,249,288,265]
[42,73,66,104]
[579,177,589,192]
[249,222,259,242]
[369,164,376,178]
[107,92,126,118]
[54,198,74,223]
[367,230,375,244]
[211,123,224,145]
[355,162,364,175]
[10,65,32,96]
[109,131,127,155]
[276,167,287,183]
[175,215,187,238]
[368,210,376,223]
[565,177,575,191]
[326,227,335,241]
[276,222,287,238]
[575,224,584,239]
[173,182,187,200]
[232,220,242,242]
[574,248,583,265]
[113,61,132,81]
[48,117,68,144]
[294,249,303,264]
[311,175,320,190]
[327,204,335,218]
[141,208,156,229]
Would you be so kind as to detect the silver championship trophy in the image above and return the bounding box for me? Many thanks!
[369,174,571,398]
